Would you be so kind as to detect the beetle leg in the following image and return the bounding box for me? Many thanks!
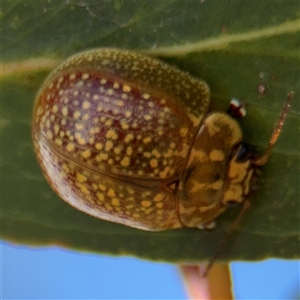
[197,220,216,230]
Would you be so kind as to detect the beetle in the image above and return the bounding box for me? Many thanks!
[32,48,292,231]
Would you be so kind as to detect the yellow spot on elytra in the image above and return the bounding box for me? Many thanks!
[106,129,118,140]
[93,94,99,100]
[117,100,124,106]
[46,131,53,140]
[77,173,87,183]
[126,147,133,155]
[82,101,90,109]
[159,112,165,119]
[150,159,158,168]
[127,188,135,195]
[107,89,114,95]
[73,111,81,118]
[121,121,129,130]
[104,203,112,211]
[52,105,58,113]
[180,127,188,137]
[123,85,131,92]
[77,81,84,87]
[105,119,113,127]
[81,149,91,158]
[113,82,120,89]
[143,137,151,144]
[124,134,134,143]
[152,149,161,158]
[141,200,151,207]
[159,167,170,178]
[100,79,107,85]
[62,164,69,172]
[81,73,89,80]
[142,93,150,99]
[66,143,75,152]
[156,202,164,208]
[62,106,68,116]
[97,104,103,112]
[121,93,128,99]
[144,114,152,121]
[63,97,69,104]
[121,157,130,166]
[144,208,153,214]
[125,110,132,118]
[96,192,105,201]
[75,133,86,145]
[75,123,84,130]
[73,90,79,96]
[164,149,173,158]
[154,193,164,202]
[143,152,151,158]
[45,119,51,128]
[107,188,116,197]
[55,138,62,146]
[95,143,103,150]
[209,150,225,162]
[69,74,76,80]
[105,140,113,151]
[100,153,108,160]
[111,198,120,206]
[76,182,89,194]
[99,184,106,191]
[133,213,140,219]
[114,147,121,154]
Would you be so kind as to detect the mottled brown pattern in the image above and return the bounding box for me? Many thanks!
[32,49,210,230]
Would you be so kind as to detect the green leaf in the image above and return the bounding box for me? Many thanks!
[2,1,299,263]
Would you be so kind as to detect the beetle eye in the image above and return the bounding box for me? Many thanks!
[235,143,251,162]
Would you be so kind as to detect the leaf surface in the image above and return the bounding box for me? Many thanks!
[2,1,299,262]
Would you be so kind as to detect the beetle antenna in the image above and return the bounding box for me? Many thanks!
[202,199,251,277]
[253,91,294,166]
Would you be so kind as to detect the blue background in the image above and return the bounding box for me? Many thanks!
[1,241,299,299]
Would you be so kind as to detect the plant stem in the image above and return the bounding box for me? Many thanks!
[180,263,233,300]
